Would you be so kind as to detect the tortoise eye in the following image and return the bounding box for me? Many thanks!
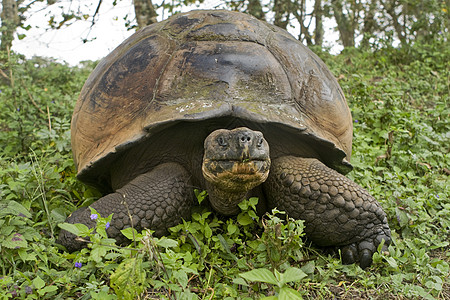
[257,137,264,147]
[217,137,227,147]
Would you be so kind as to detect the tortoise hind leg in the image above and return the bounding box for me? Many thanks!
[58,162,193,252]
[263,156,391,268]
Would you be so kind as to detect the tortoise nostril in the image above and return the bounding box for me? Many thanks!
[238,133,252,144]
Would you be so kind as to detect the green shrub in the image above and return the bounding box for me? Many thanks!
[0,41,448,298]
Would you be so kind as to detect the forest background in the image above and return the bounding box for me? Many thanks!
[0,0,449,298]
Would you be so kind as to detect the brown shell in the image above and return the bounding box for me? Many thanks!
[72,10,353,187]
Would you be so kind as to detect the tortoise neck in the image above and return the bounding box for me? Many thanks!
[205,181,248,215]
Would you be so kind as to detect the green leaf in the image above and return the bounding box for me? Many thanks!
[204,223,212,238]
[90,245,108,263]
[33,276,45,290]
[58,223,90,237]
[279,267,307,285]
[239,268,278,285]
[18,248,34,261]
[191,212,202,222]
[156,237,178,248]
[0,201,32,218]
[38,285,58,296]
[237,212,254,226]
[120,227,142,240]
[384,257,399,269]
[50,208,67,224]
[173,269,189,288]
[227,223,238,235]
[194,189,208,204]
[217,234,231,253]
[187,233,202,255]
[110,257,146,300]
[279,286,303,300]
[248,197,259,207]
[1,225,14,236]
[217,234,238,262]
[248,209,258,220]
[300,261,315,274]
[90,289,116,300]
[3,233,27,249]
[232,277,249,287]
[238,200,249,211]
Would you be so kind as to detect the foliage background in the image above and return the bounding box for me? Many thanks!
[0,1,449,299]
[2,0,450,63]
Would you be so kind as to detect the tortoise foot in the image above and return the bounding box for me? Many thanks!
[58,163,193,251]
[341,227,390,268]
[263,156,391,268]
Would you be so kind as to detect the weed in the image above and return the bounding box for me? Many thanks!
[0,41,448,298]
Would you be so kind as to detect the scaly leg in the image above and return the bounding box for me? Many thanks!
[263,156,391,268]
[59,163,193,251]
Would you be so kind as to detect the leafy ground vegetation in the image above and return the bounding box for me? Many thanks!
[0,40,448,299]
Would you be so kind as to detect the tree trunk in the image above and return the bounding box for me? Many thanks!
[314,0,324,47]
[381,0,407,47]
[1,0,20,52]
[247,0,266,20]
[133,0,157,29]
[292,0,313,45]
[273,0,290,29]
[360,0,377,49]
[331,0,355,48]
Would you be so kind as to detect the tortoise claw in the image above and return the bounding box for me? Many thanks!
[341,232,391,268]
[341,244,358,265]
[340,243,375,269]
[359,249,373,269]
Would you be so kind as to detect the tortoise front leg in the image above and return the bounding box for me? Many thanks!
[263,156,391,268]
[58,163,193,252]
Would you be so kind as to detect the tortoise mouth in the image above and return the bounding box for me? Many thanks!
[204,158,270,174]
[202,158,271,191]
[231,160,267,175]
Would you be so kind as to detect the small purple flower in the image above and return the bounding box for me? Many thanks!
[16,108,20,112]
[105,222,110,229]
[25,286,32,295]
[354,119,359,123]
[90,214,98,220]
[74,262,82,268]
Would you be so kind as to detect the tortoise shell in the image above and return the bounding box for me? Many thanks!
[71,10,353,189]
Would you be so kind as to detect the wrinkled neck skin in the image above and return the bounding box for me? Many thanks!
[205,181,251,215]
[202,127,271,215]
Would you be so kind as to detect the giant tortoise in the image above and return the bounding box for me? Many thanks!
[59,10,391,268]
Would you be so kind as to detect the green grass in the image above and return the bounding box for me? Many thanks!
[0,41,448,299]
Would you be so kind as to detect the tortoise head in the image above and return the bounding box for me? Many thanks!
[202,127,271,214]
